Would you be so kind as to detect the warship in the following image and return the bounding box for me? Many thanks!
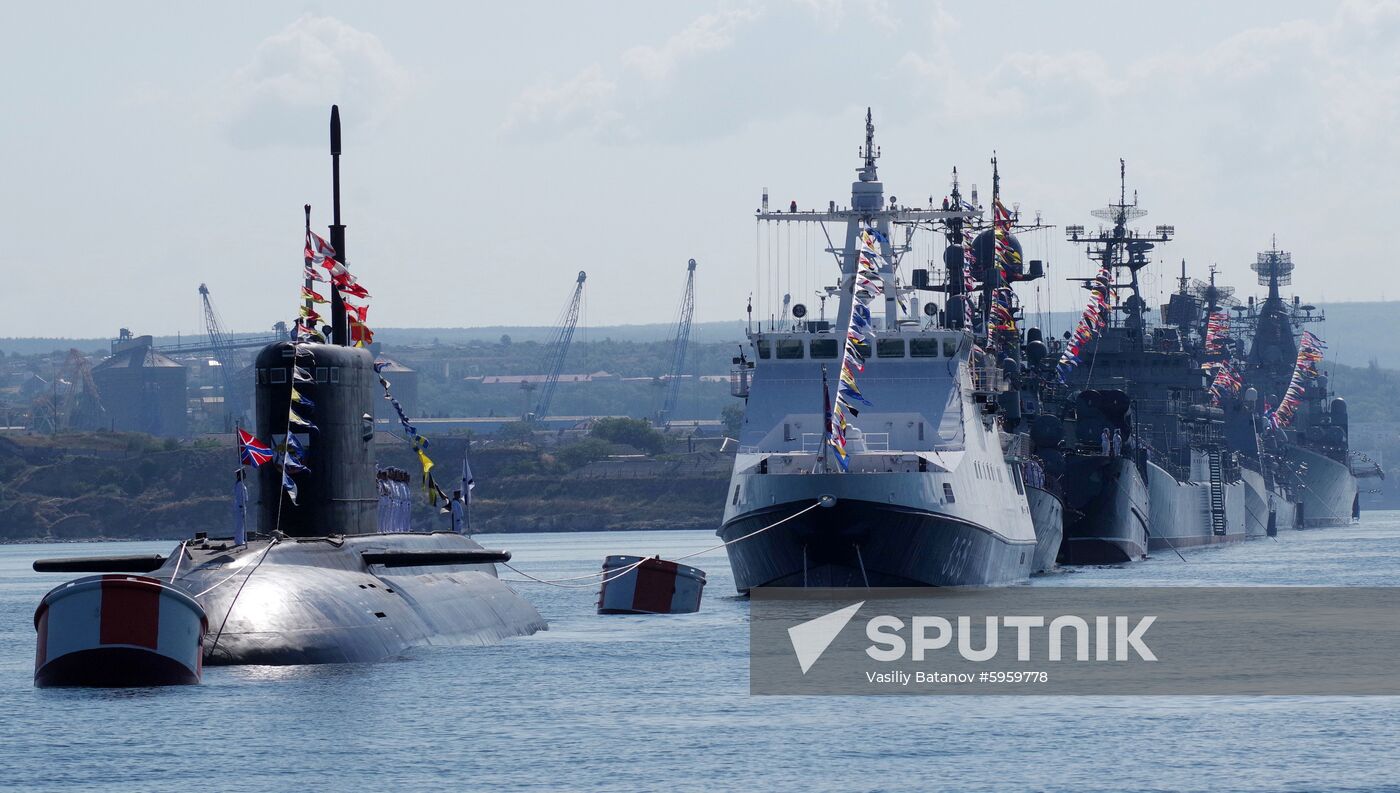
[1047,167,1253,559]
[32,107,545,687]
[964,159,1064,574]
[1229,242,1374,527]
[718,112,1040,592]
[1171,266,1300,537]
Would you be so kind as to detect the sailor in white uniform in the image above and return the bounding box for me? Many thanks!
[232,469,249,545]
[450,489,466,534]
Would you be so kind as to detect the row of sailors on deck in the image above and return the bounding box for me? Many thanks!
[378,467,414,533]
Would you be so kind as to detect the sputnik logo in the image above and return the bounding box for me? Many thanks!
[787,601,864,674]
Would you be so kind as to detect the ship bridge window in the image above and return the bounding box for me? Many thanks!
[776,339,805,359]
[910,338,940,358]
[876,339,906,358]
[270,368,286,384]
[316,367,329,383]
[756,340,771,359]
[809,339,838,359]
[943,338,957,357]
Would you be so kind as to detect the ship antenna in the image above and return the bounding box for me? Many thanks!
[857,108,880,182]
[991,152,1000,205]
[1119,158,1127,215]
[329,105,347,347]
[303,204,314,323]
[862,107,879,169]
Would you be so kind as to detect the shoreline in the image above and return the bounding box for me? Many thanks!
[1,524,719,545]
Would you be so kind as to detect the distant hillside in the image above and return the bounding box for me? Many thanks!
[0,321,750,357]
[6,303,1394,361]
[374,321,747,346]
[0,431,729,542]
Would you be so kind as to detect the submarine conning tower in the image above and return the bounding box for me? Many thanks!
[250,104,378,538]
[254,341,378,537]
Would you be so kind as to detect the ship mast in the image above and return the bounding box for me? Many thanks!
[1066,160,1174,350]
[984,154,1000,333]
[945,168,970,330]
[752,110,975,336]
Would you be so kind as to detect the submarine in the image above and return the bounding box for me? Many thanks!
[32,106,546,687]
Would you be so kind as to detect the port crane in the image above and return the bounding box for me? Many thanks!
[32,349,105,433]
[199,283,245,430]
[527,271,586,422]
[656,259,697,426]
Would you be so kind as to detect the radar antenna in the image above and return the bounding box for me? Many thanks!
[1090,160,1148,226]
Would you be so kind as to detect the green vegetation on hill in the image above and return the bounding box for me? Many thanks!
[0,432,233,541]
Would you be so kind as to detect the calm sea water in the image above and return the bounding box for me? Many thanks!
[3,516,1400,792]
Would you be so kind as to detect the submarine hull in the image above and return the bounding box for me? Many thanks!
[167,532,545,666]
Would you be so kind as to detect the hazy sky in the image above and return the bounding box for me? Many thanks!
[2,1,1396,338]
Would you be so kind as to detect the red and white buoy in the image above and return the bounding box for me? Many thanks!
[34,575,208,688]
[597,555,706,615]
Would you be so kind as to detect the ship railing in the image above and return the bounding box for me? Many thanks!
[1001,432,1034,459]
[860,433,891,452]
[798,432,892,454]
[967,363,1007,394]
[729,363,753,398]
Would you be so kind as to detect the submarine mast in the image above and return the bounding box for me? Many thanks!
[329,105,348,346]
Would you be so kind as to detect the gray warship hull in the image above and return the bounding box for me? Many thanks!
[1060,456,1149,564]
[1283,446,1359,527]
[1241,467,1300,536]
[1026,485,1063,572]
[1144,459,1247,550]
[720,498,1036,593]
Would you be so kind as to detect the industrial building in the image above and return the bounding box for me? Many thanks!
[90,335,188,436]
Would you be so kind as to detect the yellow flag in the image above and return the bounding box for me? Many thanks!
[416,448,435,496]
